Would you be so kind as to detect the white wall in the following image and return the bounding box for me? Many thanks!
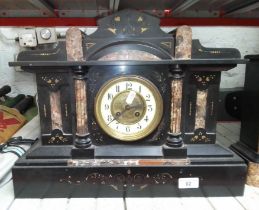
[0,28,36,96]
[0,26,259,96]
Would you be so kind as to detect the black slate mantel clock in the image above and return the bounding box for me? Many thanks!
[10,10,247,198]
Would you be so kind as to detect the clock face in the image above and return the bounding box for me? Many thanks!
[94,76,163,141]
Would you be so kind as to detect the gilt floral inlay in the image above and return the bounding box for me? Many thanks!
[48,129,68,144]
[194,74,216,88]
[191,128,211,143]
[41,75,62,89]
[59,172,175,191]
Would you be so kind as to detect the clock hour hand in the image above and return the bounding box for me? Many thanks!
[107,103,144,125]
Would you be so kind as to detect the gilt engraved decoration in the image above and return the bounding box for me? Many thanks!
[48,129,68,144]
[41,75,62,89]
[59,172,175,191]
[194,74,216,89]
[105,14,150,36]
[191,128,211,143]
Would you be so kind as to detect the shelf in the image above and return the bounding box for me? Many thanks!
[9,59,248,68]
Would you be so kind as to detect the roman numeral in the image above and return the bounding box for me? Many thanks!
[116,85,120,92]
[108,93,113,100]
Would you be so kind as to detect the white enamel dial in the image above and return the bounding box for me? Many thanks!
[94,76,163,141]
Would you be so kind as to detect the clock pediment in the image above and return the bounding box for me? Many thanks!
[84,9,174,60]
[90,9,169,38]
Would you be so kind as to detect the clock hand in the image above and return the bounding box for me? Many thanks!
[107,104,144,125]
[126,91,136,105]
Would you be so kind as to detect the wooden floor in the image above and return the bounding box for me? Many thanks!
[1,119,259,210]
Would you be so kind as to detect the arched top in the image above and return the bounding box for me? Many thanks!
[87,41,173,61]
[98,50,161,61]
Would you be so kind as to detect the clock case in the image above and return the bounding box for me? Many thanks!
[231,55,259,187]
[10,10,246,197]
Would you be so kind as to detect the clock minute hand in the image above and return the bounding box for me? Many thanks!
[126,91,137,105]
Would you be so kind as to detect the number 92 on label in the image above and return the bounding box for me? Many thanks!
[178,177,199,189]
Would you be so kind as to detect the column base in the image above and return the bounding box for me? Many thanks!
[163,132,186,158]
[162,144,187,158]
[74,133,92,148]
[71,145,95,158]
[166,132,183,147]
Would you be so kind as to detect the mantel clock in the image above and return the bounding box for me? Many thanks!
[10,10,246,198]
[94,76,163,141]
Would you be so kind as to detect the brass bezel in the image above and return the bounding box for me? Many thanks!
[94,75,163,141]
